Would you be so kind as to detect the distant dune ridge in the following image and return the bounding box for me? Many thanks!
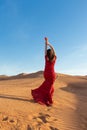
[0,71,87,130]
[0,71,43,80]
[0,71,87,80]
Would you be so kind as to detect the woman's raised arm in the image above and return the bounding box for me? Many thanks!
[44,37,47,55]
[44,37,56,56]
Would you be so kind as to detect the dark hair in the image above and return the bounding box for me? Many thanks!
[47,49,55,61]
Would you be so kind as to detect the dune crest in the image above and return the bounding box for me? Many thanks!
[0,71,43,80]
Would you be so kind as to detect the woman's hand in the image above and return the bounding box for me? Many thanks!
[44,37,49,45]
[45,37,48,42]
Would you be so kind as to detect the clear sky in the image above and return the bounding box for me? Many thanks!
[0,0,87,76]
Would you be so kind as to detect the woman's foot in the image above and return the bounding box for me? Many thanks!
[46,101,53,107]
[38,101,45,105]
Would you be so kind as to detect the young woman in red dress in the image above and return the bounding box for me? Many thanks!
[31,37,57,106]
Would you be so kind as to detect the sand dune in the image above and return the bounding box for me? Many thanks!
[0,71,87,130]
[0,71,43,81]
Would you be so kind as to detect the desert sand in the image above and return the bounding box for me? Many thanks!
[0,71,87,130]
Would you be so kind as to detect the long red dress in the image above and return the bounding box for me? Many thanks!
[31,55,57,106]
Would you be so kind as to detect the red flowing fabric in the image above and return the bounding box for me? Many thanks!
[31,55,57,106]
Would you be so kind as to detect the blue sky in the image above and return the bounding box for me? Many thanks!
[0,0,87,76]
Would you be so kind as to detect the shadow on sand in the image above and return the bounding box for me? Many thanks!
[60,83,87,97]
[0,94,35,103]
[60,83,87,130]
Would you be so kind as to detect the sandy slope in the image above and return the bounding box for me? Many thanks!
[0,71,87,130]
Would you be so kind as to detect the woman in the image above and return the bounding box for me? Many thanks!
[31,37,57,106]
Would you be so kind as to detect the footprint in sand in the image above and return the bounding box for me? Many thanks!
[49,126,59,130]
[31,113,59,130]
[2,116,8,121]
[38,113,58,123]
[38,113,50,123]
[9,119,15,123]
[27,125,32,130]
[2,115,17,125]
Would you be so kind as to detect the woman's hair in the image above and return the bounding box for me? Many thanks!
[47,49,55,61]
